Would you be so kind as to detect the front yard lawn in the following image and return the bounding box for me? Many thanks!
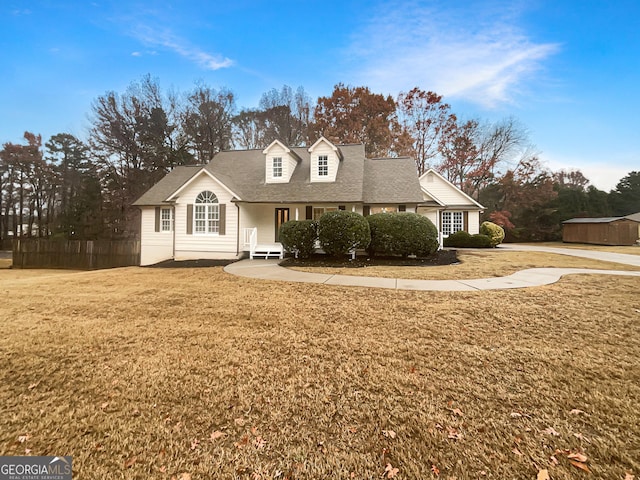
[1,264,639,479]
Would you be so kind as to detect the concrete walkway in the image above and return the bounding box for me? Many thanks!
[223,244,640,291]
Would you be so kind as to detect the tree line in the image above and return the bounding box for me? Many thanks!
[1,75,639,245]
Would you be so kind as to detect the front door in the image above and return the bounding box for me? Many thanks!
[275,208,289,241]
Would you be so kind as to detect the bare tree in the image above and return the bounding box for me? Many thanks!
[397,88,454,174]
[183,84,236,163]
[437,116,529,198]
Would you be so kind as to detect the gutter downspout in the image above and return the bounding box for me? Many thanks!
[172,204,176,259]
[236,201,240,257]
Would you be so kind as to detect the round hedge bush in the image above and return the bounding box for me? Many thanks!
[279,220,317,258]
[317,211,370,257]
[367,212,439,257]
[479,221,505,247]
[443,230,492,248]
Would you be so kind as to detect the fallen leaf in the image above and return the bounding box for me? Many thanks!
[254,436,266,449]
[347,426,358,434]
[447,427,462,440]
[210,431,225,441]
[251,426,259,436]
[234,417,246,427]
[451,408,463,417]
[573,432,591,443]
[317,441,327,454]
[382,430,396,439]
[549,455,559,466]
[543,427,560,437]
[17,435,30,443]
[234,434,249,449]
[384,463,399,479]
[512,447,523,456]
[435,423,444,430]
[178,473,191,480]
[567,452,588,463]
[570,409,586,415]
[510,412,522,418]
[569,459,591,473]
[124,456,137,468]
[537,469,550,480]
[28,382,39,390]
[190,439,200,450]
[431,464,440,476]
[100,402,109,410]
[24,448,31,454]
[624,473,634,480]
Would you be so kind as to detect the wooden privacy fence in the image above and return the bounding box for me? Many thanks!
[12,239,141,269]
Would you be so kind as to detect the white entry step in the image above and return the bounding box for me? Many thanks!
[250,243,284,260]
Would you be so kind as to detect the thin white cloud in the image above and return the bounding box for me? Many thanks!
[132,25,233,70]
[131,51,142,57]
[347,1,559,107]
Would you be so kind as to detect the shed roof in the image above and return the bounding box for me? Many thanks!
[563,216,640,224]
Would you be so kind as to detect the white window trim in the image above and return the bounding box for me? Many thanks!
[194,191,220,235]
[442,211,464,237]
[318,155,328,176]
[160,207,173,232]
[273,157,283,178]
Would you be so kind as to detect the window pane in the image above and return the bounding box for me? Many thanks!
[442,212,452,236]
[318,155,328,176]
[273,157,282,177]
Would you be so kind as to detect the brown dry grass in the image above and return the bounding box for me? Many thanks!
[1,266,639,479]
[286,250,640,280]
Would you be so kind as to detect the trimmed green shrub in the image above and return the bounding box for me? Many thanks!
[279,220,317,259]
[367,212,439,257]
[479,221,505,247]
[317,211,370,257]
[443,230,492,248]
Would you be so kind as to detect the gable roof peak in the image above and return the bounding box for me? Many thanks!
[262,139,290,154]
[308,136,344,160]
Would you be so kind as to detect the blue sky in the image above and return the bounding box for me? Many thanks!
[1,0,638,191]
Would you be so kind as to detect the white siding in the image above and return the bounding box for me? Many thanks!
[264,144,297,183]
[420,172,476,206]
[140,207,173,266]
[173,172,239,260]
[467,211,480,234]
[309,142,339,183]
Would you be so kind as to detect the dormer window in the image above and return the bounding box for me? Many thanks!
[318,155,328,176]
[273,157,282,177]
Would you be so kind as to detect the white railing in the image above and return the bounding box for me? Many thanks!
[249,227,257,259]
[243,227,255,249]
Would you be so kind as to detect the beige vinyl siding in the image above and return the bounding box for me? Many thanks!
[467,211,480,234]
[420,172,476,206]
[309,142,339,183]
[264,144,297,183]
[173,174,238,260]
[140,207,174,265]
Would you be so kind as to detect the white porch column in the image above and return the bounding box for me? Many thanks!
[295,208,299,220]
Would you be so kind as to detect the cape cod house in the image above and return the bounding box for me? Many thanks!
[133,137,484,265]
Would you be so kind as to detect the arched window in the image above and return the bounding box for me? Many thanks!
[194,191,219,234]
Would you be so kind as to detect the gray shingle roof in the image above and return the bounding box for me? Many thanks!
[132,144,425,206]
[132,166,201,206]
[363,157,424,204]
